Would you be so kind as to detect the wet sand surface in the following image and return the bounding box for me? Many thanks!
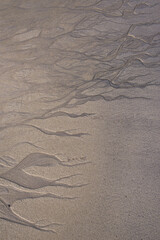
[0,0,160,239]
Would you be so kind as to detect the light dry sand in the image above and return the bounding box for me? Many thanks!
[0,0,160,239]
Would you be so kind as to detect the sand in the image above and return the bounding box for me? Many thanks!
[0,0,160,239]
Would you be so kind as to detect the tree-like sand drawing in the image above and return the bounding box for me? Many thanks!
[0,0,159,235]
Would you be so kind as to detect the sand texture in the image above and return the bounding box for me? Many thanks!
[0,0,160,239]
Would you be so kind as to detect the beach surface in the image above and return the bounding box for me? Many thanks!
[0,0,160,239]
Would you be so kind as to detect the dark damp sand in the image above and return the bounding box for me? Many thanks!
[0,0,160,239]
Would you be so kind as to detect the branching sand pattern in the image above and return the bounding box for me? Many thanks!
[0,153,88,232]
[0,0,160,235]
